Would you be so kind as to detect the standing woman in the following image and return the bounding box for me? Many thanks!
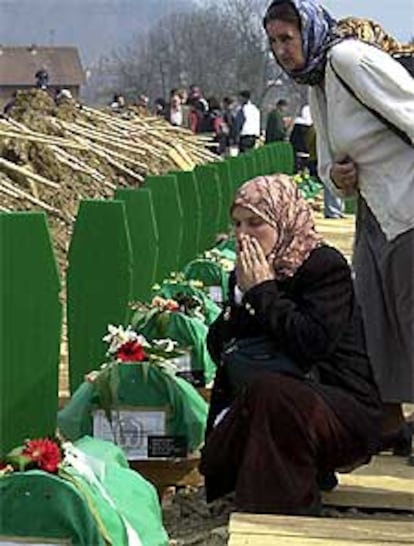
[263,0,414,451]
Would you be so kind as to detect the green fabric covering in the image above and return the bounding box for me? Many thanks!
[0,470,104,545]
[66,437,169,546]
[131,310,216,384]
[0,437,169,545]
[183,258,229,303]
[296,176,323,200]
[215,237,236,254]
[58,364,208,452]
[153,281,221,326]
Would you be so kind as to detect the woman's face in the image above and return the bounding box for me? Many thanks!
[266,19,305,72]
[232,206,277,258]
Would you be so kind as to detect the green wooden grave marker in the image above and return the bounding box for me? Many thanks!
[193,164,222,251]
[114,188,159,303]
[144,175,183,281]
[214,161,233,231]
[169,170,201,268]
[67,200,132,393]
[0,213,61,455]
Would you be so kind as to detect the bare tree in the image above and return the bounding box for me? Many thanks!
[101,0,271,103]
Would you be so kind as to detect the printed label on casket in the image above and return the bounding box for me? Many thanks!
[93,408,166,460]
[0,538,70,545]
[208,285,223,304]
[176,369,205,387]
[147,435,188,458]
[171,352,192,372]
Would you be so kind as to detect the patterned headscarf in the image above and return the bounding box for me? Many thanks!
[231,175,323,280]
[264,0,339,85]
[336,17,414,55]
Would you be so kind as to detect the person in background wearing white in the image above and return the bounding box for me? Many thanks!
[234,90,261,153]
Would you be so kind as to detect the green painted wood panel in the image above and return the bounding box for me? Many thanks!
[193,164,222,252]
[0,213,61,455]
[114,188,159,303]
[242,153,257,181]
[229,156,249,191]
[214,161,233,231]
[67,200,132,393]
[169,170,201,268]
[144,175,183,281]
[256,147,271,175]
[269,142,295,175]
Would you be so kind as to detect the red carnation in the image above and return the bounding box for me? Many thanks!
[116,340,147,362]
[22,438,62,473]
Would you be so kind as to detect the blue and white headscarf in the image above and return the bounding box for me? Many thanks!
[265,0,340,85]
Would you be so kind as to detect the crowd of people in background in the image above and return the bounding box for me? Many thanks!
[2,65,346,220]
[106,83,345,220]
[108,84,265,158]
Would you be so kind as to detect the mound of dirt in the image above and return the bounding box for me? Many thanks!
[0,89,216,274]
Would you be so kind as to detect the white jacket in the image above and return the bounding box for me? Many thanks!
[309,39,414,241]
[240,102,261,137]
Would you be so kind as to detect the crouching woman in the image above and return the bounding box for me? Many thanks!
[199,174,382,515]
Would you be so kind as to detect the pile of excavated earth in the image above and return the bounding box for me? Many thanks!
[0,89,216,272]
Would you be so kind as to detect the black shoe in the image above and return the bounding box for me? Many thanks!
[393,422,413,457]
[380,422,413,457]
[317,471,338,492]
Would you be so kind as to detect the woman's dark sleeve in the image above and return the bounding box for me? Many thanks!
[243,248,353,370]
[206,271,243,365]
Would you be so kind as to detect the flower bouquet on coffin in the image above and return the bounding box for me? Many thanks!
[152,273,221,326]
[183,248,235,306]
[130,297,217,387]
[0,436,169,545]
[293,169,323,201]
[58,325,208,461]
[0,437,63,476]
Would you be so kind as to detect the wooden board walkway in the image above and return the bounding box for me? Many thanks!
[323,454,414,512]
[314,213,355,262]
[228,513,414,545]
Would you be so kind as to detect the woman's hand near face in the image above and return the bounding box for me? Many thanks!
[236,234,275,292]
[330,157,359,196]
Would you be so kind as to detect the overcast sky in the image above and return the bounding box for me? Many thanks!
[315,0,413,42]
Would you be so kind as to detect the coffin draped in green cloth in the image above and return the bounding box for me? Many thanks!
[131,309,217,384]
[153,280,221,326]
[214,237,236,254]
[58,364,208,452]
[183,258,229,303]
[0,437,168,546]
[296,176,323,200]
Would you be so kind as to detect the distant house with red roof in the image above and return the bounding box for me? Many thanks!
[0,45,85,105]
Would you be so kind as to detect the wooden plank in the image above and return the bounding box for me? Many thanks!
[197,387,212,403]
[228,513,414,545]
[314,213,354,261]
[323,454,414,511]
[230,536,411,546]
[129,455,203,496]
